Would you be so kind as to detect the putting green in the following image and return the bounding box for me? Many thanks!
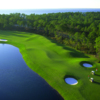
[0,30,100,100]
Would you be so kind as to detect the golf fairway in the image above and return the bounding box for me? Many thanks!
[0,30,100,100]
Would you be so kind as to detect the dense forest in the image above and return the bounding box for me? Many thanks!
[0,12,100,62]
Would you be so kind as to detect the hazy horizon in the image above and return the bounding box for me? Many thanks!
[1,8,100,10]
[0,0,100,9]
[0,8,100,15]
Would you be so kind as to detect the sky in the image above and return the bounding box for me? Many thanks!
[0,0,100,9]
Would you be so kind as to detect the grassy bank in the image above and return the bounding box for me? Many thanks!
[0,30,100,100]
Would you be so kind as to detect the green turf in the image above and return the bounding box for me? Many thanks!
[0,30,100,100]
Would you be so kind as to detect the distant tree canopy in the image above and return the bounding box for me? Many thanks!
[94,36,100,58]
[0,12,100,60]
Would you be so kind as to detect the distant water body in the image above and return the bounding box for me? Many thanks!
[0,9,100,15]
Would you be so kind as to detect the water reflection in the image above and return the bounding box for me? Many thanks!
[0,44,63,100]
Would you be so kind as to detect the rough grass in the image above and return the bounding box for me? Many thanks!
[0,30,100,100]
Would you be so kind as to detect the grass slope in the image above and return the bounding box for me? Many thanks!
[0,30,100,100]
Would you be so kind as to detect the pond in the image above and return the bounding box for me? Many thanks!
[0,43,63,100]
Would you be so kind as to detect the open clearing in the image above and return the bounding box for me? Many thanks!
[0,30,100,100]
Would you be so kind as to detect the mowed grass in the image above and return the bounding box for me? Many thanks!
[0,30,100,100]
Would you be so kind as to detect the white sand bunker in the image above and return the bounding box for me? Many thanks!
[83,63,92,67]
[0,39,8,41]
[65,77,78,85]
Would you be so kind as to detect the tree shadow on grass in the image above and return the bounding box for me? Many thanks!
[10,31,33,37]
[0,30,29,38]
[45,37,90,58]
[10,33,28,37]
[0,28,34,37]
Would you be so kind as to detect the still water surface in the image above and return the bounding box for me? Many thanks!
[0,43,63,100]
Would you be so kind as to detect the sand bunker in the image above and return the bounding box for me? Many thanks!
[0,39,8,41]
[65,77,78,85]
[83,63,92,67]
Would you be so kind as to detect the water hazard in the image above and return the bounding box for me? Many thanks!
[0,44,63,100]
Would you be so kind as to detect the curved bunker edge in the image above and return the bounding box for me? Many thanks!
[0,39,8,41]
[79,61,96,68]
[64,75,79,85]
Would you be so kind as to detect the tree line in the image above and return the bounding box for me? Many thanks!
[0,12,100,62]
